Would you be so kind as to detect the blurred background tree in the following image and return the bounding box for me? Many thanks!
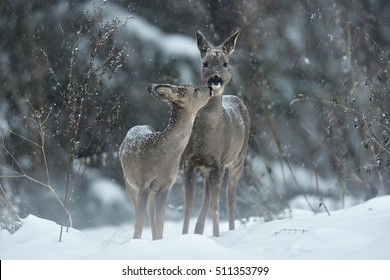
[0,0,389,229]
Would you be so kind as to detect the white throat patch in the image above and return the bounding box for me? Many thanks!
[211,83,221,90]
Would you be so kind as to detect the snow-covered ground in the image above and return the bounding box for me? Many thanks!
[1,195,390,260]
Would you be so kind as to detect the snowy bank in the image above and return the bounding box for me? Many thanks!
[1,196,390,260]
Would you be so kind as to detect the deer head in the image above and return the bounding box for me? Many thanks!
[196,30,239,95]
[148,83,213,111]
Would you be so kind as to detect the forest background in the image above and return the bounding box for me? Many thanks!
[0,0,389,230]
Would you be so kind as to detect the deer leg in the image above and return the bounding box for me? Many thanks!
[125,180,141,234]
[125,180,138,213]
[195,165,224,237]
[147,191,156,239]
[183,163,196,234]
[227,160,245,231]
[226,172,238,231]
[154,189,169,240]
[211,166,225,237]
[194,170,210,235]
[133,189,149,239]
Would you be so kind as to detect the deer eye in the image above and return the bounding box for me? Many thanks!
[203,62,208,68]
[223,62,228,67]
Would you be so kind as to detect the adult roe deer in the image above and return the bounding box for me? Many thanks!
[182,30,250,237]
[119,83,213,240]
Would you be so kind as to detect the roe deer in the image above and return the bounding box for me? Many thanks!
[119,84,213,240]
[182,30,250,237]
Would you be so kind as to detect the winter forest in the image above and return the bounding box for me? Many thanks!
[0,0,389,239]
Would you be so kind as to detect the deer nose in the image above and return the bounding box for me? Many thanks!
[146,83,154,92]
[208,75,223,90]
[209,75,222,85]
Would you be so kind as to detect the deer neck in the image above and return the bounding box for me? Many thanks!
[195,94,223,126]
[161,106,195,150]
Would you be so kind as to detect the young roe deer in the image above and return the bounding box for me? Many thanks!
[119,83,213,240]
[182,30,250,237]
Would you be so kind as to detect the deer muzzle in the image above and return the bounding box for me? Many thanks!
[208,75,223,90]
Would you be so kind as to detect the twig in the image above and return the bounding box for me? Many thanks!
[314,168,330,216]
[272,228,310,236]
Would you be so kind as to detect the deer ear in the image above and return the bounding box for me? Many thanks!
[221,29,239,56]
[196,31,210,59]
[150,84,175,102]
